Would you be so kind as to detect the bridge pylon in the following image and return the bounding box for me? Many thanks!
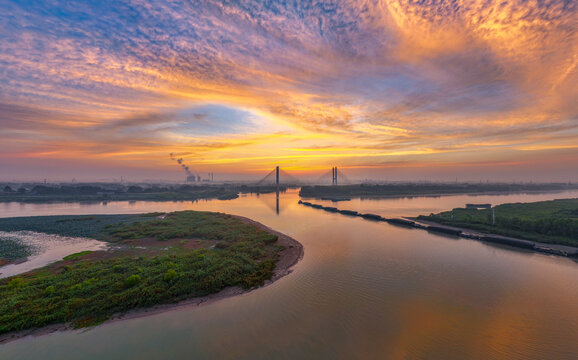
[276,166,280,187]
[332,166,338,185]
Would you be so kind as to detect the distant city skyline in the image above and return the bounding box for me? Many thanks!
[1,1,576,182]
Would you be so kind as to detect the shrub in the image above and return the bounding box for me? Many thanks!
[164,269,177,282]
[83,278,98,286]
[44,285,55,295]
[8,278,25,288]
[125,274,141,287]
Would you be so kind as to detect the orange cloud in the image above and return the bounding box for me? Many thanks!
[0,0,576,180]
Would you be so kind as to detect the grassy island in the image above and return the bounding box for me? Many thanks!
[418,198,578,247]
[0,211,300,336]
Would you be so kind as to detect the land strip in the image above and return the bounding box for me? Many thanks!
[0,211,303,342]
[298,200,578,257]
[418,198,578,247]
[299,183,578,200]
[0,184,286,203]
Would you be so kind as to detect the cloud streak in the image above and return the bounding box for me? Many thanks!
[0,0,576,180]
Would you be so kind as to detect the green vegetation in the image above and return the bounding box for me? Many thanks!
[63,251,93,261]
[164,269,177,282]
[104,211,278,244]
[0,183,288,203]
[0,211,283,335]
[124,274,141,287]
[300,183,578,199]
[419,198,578,246]
[0,184,231,203]
[0,234,33,260]
[0,213,161,239]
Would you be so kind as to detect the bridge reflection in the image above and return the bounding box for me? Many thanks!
[254,165,351,215]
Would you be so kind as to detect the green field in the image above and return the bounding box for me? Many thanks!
[0,211,284,335]
[418,198,578,246]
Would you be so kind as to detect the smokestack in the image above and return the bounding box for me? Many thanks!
[171,153,199,182]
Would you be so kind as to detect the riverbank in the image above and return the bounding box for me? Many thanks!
[0,212,303,344]
[0,184,288,204]
[298,200,578,258]
[299,183,578,200]
[408,218,578,257]
[419,198,578,247]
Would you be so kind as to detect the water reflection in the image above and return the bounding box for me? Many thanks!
[1,190,578,359]
[254,189,285,215]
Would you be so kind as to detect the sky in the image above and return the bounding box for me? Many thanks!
[0,0,576,182]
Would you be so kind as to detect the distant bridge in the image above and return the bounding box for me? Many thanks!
[254,166,351,216]
[255,166,351,186]
[316,167,352,185]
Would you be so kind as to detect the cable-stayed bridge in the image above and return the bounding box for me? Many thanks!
[256,166,300,186]
[315,167,353,185]
[253,166,350,216]
[255,166,351,186]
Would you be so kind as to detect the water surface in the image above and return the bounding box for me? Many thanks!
[1,190,577,359]
[0,231,107,279]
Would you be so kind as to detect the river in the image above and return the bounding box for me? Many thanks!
[1,189,578,359]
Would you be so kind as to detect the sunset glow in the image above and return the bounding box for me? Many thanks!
[1,0,576,181]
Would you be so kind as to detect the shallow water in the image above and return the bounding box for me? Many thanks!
[0,231,107,278]
[1,190,578,359]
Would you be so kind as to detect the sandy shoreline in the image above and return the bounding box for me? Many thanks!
[0,215,304,344]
